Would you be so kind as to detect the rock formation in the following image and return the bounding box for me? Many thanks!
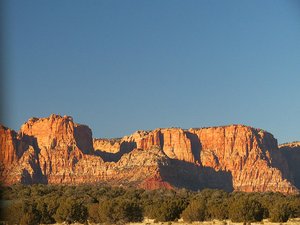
[279,142,300,189]
[0,114,298,194]
[0,125,19,166]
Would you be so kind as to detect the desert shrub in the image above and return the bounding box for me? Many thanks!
[88,203,101,223]
[145,198,187,222]
[4,200,41,225]
[15,185,32,199]
[229,197,264,222]
[31,184,55,197]
[36,201,56,224]
[19,213,40,225]
[258,192,286,218]
[97,198,143,224]
[41,195,60,219]
[3,201,25,225]
[287,195,300,218]
[53,198,87,224]
[97,199,114,223]
[122,188,144,202]
[181,199,206,222]
[106,187,126,198]
[269,202,291,222]
[205,190,229,220]
[117,199,143,223]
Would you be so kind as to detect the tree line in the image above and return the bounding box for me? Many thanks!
[0,184,299,224]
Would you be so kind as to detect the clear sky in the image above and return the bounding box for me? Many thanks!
[2,0,300,144]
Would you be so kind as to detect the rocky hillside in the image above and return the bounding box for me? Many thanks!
[0,114,299,194]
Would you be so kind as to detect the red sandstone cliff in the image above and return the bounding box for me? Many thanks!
[0,125,19,166]
[0,115,168,188]
[93,138,121,153]
[190,126,294,193]
[0,114,298,194]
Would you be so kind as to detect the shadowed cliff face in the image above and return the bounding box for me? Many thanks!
[158,159,233,192]
[0,114,299,194]
[279,142,300,189]
[94,140,137,162]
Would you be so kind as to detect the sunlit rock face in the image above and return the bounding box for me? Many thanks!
[189,125,295,193]
[0,114,298,194]
[0,125,19,166]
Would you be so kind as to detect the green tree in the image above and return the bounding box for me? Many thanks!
[5,200,41,225]
[205,190,229,220]
[181,199,206,222]
[145,198,187,222]
[36,201,56,224]
[287,195,300,218]
[259,192,286,219]
[97,199,143,224]
[4,200,41,225]
[269,202,291,222]
[229,197,264,222]
[117,199,143,223]
[54,198,87,224]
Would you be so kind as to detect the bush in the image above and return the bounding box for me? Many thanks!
[2,202,22,225]
[229,197,264,222]
[54,198,88,224]
[36,202,56,224]
[145,198,187,222]
[287,195,300,218]
[181,199,206,222]
[205,190,229,220]
[97,199,143,224]
[269,202,291,222]
[97,199,115,223]
[118,199,143,223]
[4,200,41,225]
[19,213,40,225]
[259,192,286,219]
[88,203,101,223]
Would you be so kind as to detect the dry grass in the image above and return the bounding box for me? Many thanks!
[127,218,300,225]
[55,218,300,225]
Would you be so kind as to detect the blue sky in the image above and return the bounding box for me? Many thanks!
[2,0,300,143]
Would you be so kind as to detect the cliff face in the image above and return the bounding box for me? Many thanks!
[93,138,121,153]
[279,142,300,189]
[0,115,168,188]
[108,125,296,193]
[20,114,93,154]
[190,126,294,193]
[0,125,19,166]
[0,114,298,194]
[121,128,196,163]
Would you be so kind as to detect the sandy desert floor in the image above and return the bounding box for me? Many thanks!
[53,218,300,225]
[126,218,300,225]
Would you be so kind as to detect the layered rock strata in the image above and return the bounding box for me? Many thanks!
[0,114,298,194]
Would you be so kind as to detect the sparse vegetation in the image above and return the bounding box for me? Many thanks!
[0,184,299,224]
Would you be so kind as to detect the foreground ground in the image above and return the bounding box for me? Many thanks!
[53,218,300,225]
